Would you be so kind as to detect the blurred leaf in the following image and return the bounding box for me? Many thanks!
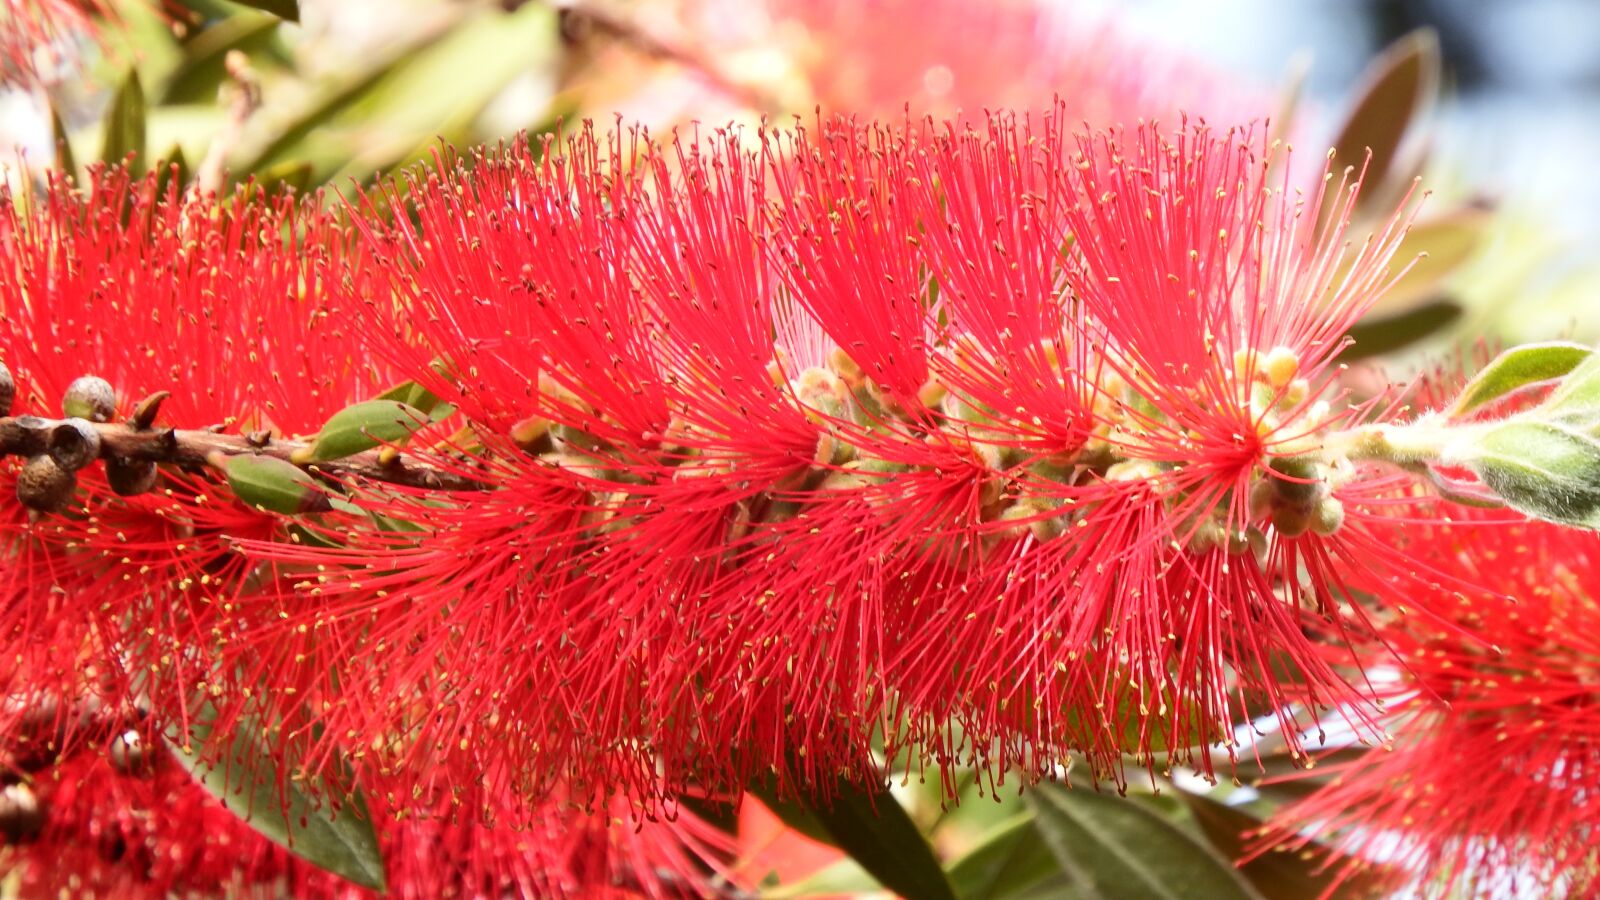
[762,859,880,899]
[162,11,286,104]
[1177,792,1396,900]
[1541,351,1600,421]
[49,103,76,176]
[754,780,957,900]
[102,69,148,174]
[1342,299,1462,361]
[165,705,385,890]
[946,814,1070,900]
[1026,784,1262,900]
[1325,28,1440,220]
[1369,207,1492,316]
[236,4,558,186]
[153,147,191,197]
[178,0,299,21]
[250,160,314,198]
[1447,341,1592,420]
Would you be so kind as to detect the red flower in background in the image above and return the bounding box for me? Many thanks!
[1263,506,1600,895]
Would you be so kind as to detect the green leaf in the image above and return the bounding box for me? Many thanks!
[762,859,881,899]
[754,781,957,900]
[307,400,428,462]
[1367,208,1490,316]
[1451,420,1600,529]
[1324,28,1439,218]
[946,814,1069,900]
[223,0,299,21]
[219,454,332,515]
[1341,299,1461,361]
[102,69,148,174]
[49,103,76,175]
[1026,784,1262,900]
[164,706,385,890]
[1541,351,1600,422]
[161,11,287,105]
[1447,342,1592,420]
[251,159,314,197]
[1177,792,1395,900]
[374,380,447,416]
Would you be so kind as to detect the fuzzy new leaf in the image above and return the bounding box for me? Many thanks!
[1448,342,1593,421]
[1454,420,1600,529]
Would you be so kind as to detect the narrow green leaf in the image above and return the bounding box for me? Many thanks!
[49,103,76,175]
[252,159,314,197]
[374,379,446,416]
[1341,299,1461,361]
[219,454,331,514]
[224,0,299,21]
[101,69,148,174]
[1367,208,1490,316]
[1026,784,1262,900]
[307,399,428,462]
[162,11,288,105]
[165,706,385,890]
[946,814,1067,900]
[755,781,957,900]
[1447,341,1592,420]
[1452,420,1600,529]
[1325,28,1439,216]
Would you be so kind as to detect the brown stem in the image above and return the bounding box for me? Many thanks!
[0,417,491,493]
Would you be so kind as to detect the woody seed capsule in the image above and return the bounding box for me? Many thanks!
[62,376,116,423]
[0,360,13,416]
[106,456,160,496]
[47,419,101,471]
[16,455,76,513]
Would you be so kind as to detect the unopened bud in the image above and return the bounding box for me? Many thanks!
[63,376,116,423]
[16,455,76,513]
[48,419,101,471]
[1261,346,1300,389]
[106,456,159,496]
[1312,497,1346,536]
[1271,502,1316,539]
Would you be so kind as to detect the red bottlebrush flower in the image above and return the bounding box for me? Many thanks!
[0,726,737,898]
[1,0,113,84]
[0,166,391,767]
[223,106,1442,820]
[1261,506,1600,895]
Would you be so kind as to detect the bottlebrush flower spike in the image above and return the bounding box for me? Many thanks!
[0,166,392,769]
[1260,505,1600,895]
[222,107,1450,815]
[2,726,736,898]
[1,0,111,84]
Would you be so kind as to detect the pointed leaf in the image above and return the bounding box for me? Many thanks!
[762,858,880,899]
[1368,208,1491,315]
[49,103,76,175]
[946,814,1066,900]
[1026,784,1261,900]
[374,379,447,416]
[1325,29,1439,217]
[755,780,957,900]
[218,453,332,514]
[1447,342,1592,420]
[165,706,385,890]
[102,69,148,174]
[1342,299,1461,361]
[1177,792,1397,900]
[307,399,428,462]
[1450,420,1600,529]
[222,0,299,21]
